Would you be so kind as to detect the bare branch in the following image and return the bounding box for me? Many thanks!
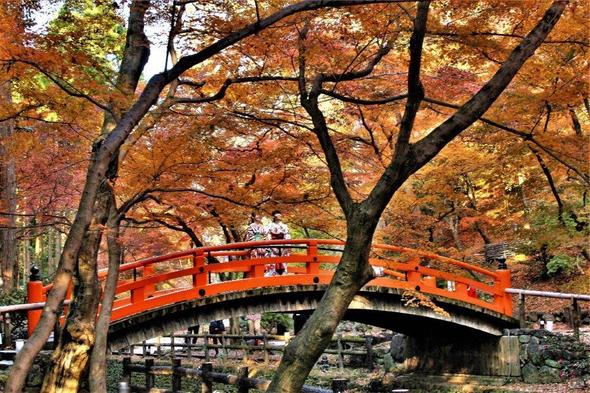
[319,89,407,105]
[412,1,568,168]
[422,96,589,184]
[7,60,116,117]
[173,75,298,104]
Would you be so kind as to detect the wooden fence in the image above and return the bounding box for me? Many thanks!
[506,288,590,340]
[120,357,348,393]
[114,332,375,371]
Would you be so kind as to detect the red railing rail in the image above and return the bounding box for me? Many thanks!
[26,240,512,336]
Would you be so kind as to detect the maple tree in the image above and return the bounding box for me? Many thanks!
[0,0,587,392]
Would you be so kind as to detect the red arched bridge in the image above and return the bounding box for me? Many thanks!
[27,239,515,348]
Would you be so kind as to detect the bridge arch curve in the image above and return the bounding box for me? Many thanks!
[108,285,515,350]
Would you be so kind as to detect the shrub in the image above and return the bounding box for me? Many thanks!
[546,255,576,276]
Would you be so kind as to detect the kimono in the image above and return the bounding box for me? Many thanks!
[245,222,268,258]
[266,221,291,275]
[244,222,267,325]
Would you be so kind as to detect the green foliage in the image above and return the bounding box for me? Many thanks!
[546,255,576,276]
[517,203,588,280]
[261,312,293,332]
[0,288,27,340]
[0,287,25,306]
[48,0,125,73]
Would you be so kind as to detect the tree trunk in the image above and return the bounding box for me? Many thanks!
[39,1,152,390]
[266,210,376,391]
[445,214,463,251]
[89,194,121,393]
[473,221,492,245]
[569,108,582,136]
[0,79,18,292]
[530,145,565,225]
[40,179,110,392]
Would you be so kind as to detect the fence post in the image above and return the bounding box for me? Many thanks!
[364,336,374,370]
[237,366,249,393]
[187,333,192,360]
[518,293,526,328]
[155,336,162,357]
[200,362,213,393]
[27,265,44,337]
[336,334,344,372]
[204,332,210,362]
[172,358,182,392]
[222,332,227,357]
[122,357,131,385]
[242,334,248,362]
[332,378,348,393]
[170,332,175,359]
[572,298,581,341]
[1,312,11,349]
[263,333,269,364]
[145,358,155,390]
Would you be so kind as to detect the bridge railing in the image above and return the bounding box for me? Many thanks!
[26,240,512,335]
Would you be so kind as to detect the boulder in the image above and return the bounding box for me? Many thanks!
[389,334,407,363]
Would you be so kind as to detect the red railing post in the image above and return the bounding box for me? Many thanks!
[422,276,437,289]
[143,263,155,298]
[27,266,43,337]
[405,256,421,288]
[495,268,512,316]
[306,241,319,275]
[455,282,469,298]
[248,262,265,278]
[131,283,145,306]
[193,250,207,289]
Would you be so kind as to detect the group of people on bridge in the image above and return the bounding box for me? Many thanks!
[245,210,291,276]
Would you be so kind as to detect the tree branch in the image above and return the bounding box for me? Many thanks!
[319,89,407,105]
[173,75,298,104]
[365,0,430,213]
[423,96,590,184]
[412,0,568,169]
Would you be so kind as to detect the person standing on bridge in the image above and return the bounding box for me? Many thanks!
[245,212,269,259]
[266,210,291,275]
[244,212,266,336]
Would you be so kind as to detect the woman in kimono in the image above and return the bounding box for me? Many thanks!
[266,210,291,275]
[244,212,266,335]
[245,212,268,258]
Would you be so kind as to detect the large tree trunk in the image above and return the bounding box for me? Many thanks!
[40,182,109,393]
[39,1,152,390]
[89,196,122,393]
[267,210,376,391]
[0,79,18,292]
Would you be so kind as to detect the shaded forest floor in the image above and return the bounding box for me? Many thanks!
[509,261,589,316]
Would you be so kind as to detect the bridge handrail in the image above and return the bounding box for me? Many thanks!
[106,239,499,279]
[506,288,590,301]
